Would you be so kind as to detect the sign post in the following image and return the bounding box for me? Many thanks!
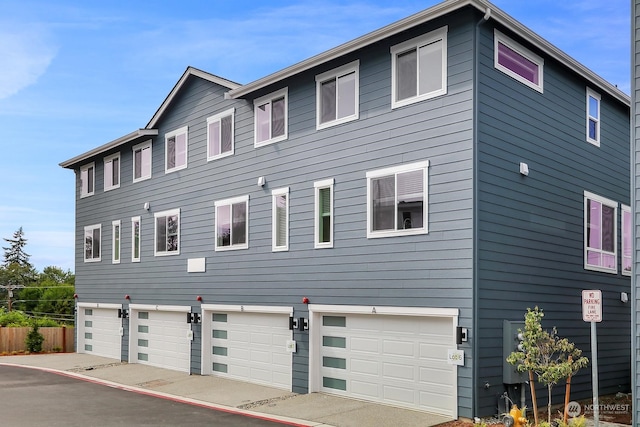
[582,290,601,427]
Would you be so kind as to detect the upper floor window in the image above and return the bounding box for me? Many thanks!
[622,205,631,276]
[586,88,601,146]
[80,163,95,198]
[215,195,249,251]
[391,26,447,109]
[104,153,120,191]
[84,224,101,262]
[254,88,287,147]
[207,108,235,161]
[584,191,617,273]
[165,126,188,173]
[316,61,359,129]
[314,179,334,249]
[112,220,121,264]
[133,141,152,183]
[131,216,141,262]
[155,209,180,256]
[367,161,429,238]
[494,30,543,93]
[272,187,289,252]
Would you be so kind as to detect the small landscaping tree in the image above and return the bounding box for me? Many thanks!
[507,307,589,426]
[25,321,44,353]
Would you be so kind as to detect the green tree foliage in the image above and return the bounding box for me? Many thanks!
[3,227,31,268]
[507,307,589,425]
[25,321,44,352]
[35,285,75,318]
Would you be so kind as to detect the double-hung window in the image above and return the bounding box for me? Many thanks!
[586,88,601,146]
[80,163,95,198]
[314,179,334,248]
[112,220,121,264]
[215,196,249,251]
[494,30,544,93]
[584,191,617,273]
[316,61,359,129]
[622,205,631,276]
[254,88,287,146]
[367,161,429,238]
[154,209,180,256]
[272,188,289,252]
[165,126,188,173]
[133,141,152,182]
[391,26,447,109]
[104,153,120,191]
[84,224,101,262]
[131,216,141,262]
[207,108,234,161]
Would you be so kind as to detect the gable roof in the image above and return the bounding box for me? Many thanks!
[228,0,629,106]
[146,66,241,129]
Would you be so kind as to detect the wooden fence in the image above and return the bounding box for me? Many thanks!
[0,327,74,353]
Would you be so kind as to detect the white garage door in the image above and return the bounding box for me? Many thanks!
[203,310,292,390]
[130,308,191,373]
[318,313,456,417]
[77,306,122,360]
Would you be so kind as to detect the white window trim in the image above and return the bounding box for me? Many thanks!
[132,140,152,183]
[154,208,180,256]
[494,29,544,93]
[112,220,121,264]
[80,162,95,198]
[584,191,617,274]
[84,223,101,263]
[103,153,121,191]
[366,160,429,239]
[586,88,601,146]
[254,88,288,147]
[314,178,334,249]
[390,26,448,109]
[622,204,631,276]
[315,60,359,130]
[131,216,141,263]
[272,187,290,252]
[207,108,235,161]
[165,126,189,173]
[215,195,249,251]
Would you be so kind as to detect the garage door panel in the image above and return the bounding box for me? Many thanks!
[79,308,122,360]
[382,339,415,356]
[383,362,415,380]
[349,358,377,375]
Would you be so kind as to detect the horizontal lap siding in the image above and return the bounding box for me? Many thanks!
[634,2,640,425]
[476,22,630,415]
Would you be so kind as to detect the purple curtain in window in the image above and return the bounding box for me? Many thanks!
[498,42,538,85]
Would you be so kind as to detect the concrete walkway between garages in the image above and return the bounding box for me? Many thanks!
[0,353,453,427]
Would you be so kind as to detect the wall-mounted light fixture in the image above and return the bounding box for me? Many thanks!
[621,292,629,303]
[519,162,529,176]
[117,308,129,319]
[196,295,203,302]
[144,202,150,210]
[456,326,468,344]
[125,294,130,300]
[257,176,266,187]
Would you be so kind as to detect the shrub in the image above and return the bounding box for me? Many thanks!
[25,322,44,352]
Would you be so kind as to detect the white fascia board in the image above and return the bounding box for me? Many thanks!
[308,304,459,318]
[128,304,191,312]
[76,302,122,310]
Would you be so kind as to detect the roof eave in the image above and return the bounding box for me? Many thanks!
[59,128,159,169]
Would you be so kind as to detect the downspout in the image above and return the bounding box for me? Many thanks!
[472,6,491,418]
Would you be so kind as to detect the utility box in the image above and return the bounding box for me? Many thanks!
[503,320,526,384]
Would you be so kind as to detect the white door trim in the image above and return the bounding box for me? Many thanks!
[200,304,293,315]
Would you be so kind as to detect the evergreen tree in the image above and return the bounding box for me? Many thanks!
[3,227,32,268]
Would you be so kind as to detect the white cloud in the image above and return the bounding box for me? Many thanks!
[0,23,57,99]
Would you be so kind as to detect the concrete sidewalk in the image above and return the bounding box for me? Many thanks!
[0,353,452,427]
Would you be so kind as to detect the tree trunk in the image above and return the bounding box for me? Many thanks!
[529,370,538,426]
[563,356,573,424]
[547,384,552,424]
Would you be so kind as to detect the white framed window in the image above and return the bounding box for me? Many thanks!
[272,187,289,252]
[207,108,235,161]
[584,191,617,273]
[494,30,544,93]
[131,216,141,262]
[104,153,120,191]
[84,224,101,262]
[112,220,121,264]
[154,209,180,256]
[80,163,95,198]
[215,195,249,251]
[254,88,287,147]
[586,88,601,146]
[133,141,152,182]
[391,26,447,109]
[314,179,334,248]
[622,205,631,276]
[165,126,188,173]
[367,161,429,238]
[316,61,359,129]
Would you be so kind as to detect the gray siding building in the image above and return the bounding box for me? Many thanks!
[62,0,631,419]
[633,1,640,425]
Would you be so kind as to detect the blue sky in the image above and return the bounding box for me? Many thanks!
[0,0,629,272]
